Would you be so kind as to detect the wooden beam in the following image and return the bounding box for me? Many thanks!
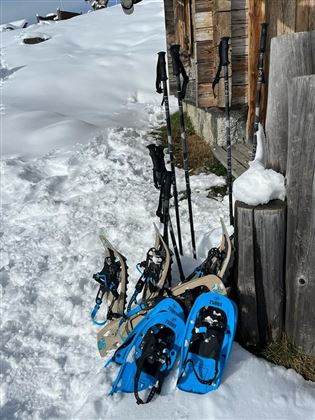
[265,31,315,175]
[286,75,315,356]
[235,200,286,348]
[235,202,260,348]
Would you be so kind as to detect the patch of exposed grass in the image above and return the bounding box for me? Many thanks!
[260,334,315,382]
[150,112,226,177]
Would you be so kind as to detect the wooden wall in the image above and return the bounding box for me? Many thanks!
[247,0,315,141]
[164,0,248,109]
[165,0,315,140]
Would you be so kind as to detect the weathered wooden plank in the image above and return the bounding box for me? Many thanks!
[282,0,296,34]
[196,40,214,62]
[197,83,216,108]
[213,0,232,107]
[212,146,248,178]
[236,142,252,160]
[296,0,310,31]
[309,0,315,30]
[235,202,261,348]
[254,200,286,344]
[286,75,315,356]
[195,27,213,41]
[195,11,213,28]
[197,62,214,83]
[222,144,250,167]
[195,0,213,13]
[265,31,315,175]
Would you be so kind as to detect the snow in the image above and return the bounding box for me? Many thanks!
[233,125,286,206]
[0,20,28,32]
[1,1,314,419]
[1,1,166,158]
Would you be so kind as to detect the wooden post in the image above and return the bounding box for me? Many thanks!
[235,200,286,348]
[285,75,315,356]
[235,202,260,348]
[265,31,315,175]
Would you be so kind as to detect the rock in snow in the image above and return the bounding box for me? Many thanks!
[1,1,314,419]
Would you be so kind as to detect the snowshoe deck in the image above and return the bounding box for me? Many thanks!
[177,292,237,394]
[108,298,185,404]
[97,274,226,358]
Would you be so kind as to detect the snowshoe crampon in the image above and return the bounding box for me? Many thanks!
[177,292,237,394]
[91,233,128,325]
[108,298,185,404]
[97,274,226,358]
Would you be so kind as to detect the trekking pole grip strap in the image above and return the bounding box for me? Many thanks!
[260,23,269,53]
[220,37,230,66]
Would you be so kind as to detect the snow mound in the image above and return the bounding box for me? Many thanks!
[233,125,286,206]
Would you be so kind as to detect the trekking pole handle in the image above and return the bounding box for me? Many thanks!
[170,44,181,76]
[259,23,269,53]
[220,37,230,66]
[157,51,168,81]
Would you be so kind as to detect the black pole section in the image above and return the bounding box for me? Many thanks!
[156,51,183,255]
[162,171,185,283]
[252,22,269,158]
[168,216,185,282]
[220,37,233,226]
[147,144,166,189]
[170,44,197,259]
[161,171,185,285]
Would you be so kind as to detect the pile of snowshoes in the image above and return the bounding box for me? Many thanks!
[90,220,238,404]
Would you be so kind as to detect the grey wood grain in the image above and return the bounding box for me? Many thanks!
[285,75,315,356]
[265,31,315,175]
[235,201,261,347]
[254,200,286,345]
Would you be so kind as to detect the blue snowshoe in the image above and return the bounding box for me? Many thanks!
[177,292,237,394]
[108,298,185,404]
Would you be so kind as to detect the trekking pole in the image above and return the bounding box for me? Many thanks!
[170,45,196,259]
[213,38,233,226]
[222,37,234,227]
[156,51,183,256]
[252,22,269,158]
[161,171,185,283]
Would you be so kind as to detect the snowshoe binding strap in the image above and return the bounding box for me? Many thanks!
[177,292,238,394]
[97,274,226,359]
[127,224,171,312]
[170,45,189,100]
[108,299,185,404]
[91,234,128,325]
[133,325,172,404]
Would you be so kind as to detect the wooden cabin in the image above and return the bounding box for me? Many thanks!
[163,0,315,152]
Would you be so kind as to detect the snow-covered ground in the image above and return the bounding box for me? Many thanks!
[1,1,314,419]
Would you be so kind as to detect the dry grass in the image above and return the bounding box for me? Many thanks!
[151,112,226,176]
[261,334,315,382]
